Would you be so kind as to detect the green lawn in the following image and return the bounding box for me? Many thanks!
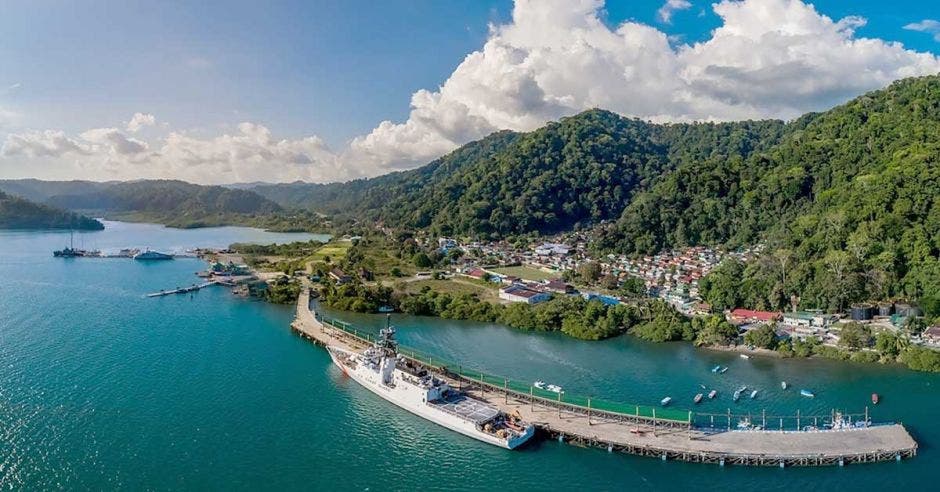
[491,265,559,282]
[308,241,352,262]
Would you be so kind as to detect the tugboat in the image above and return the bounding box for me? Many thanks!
[327,318,534,449]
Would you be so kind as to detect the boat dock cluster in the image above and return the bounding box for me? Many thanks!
[291,288,918,467]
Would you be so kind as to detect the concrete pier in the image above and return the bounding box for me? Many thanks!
[292,289,918,467]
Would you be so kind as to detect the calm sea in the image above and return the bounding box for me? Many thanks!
[0,222,936,490]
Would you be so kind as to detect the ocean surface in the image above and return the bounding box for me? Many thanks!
[0,222,937,490]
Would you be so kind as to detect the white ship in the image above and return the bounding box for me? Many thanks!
[327,322,535,449]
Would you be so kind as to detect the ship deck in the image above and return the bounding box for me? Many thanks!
[429,394,499,425]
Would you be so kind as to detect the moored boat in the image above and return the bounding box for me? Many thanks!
[781,381,788,390]
[546,384,563,394]
[719,367,728,373]
[750,389,758,399]
[711,365,721,373]
[328,323,534,449]
[693,393,703,404]
[800,389,815,398]
[708,389,717,399]
[739,354,750,359]
[661,397,672,406]
[872,393,880,404]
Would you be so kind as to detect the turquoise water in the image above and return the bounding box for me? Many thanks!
[1,223,937,490]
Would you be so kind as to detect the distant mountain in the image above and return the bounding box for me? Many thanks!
[0,190,103,230]
[0,179,288,229]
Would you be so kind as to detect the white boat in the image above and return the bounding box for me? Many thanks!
[546,384,563,394]
[781,381,788,390]
[719,367,728,373]
[533,380,546,390]
[800,389,815,398]
[711,365,721,373]
[328,324,534,449]
[750,389,759,399]
[693,393,704,404]
[661,397,672,406]
[739,354,750,359]
[733,389,742,401]
[708,390,717,399]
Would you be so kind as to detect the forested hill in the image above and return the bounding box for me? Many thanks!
[0,179,288,229]
[0,190,103,230]
[252,113,787,236]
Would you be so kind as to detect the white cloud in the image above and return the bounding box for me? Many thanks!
[126,112,156,133]
[3,0,940,184]
[2,130,89,158]
[657,0,692,24]
[904,19,940,41]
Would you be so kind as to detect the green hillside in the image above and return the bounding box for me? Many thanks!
[0,190,103,230]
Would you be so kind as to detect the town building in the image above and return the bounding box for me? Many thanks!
[499,284,552,304]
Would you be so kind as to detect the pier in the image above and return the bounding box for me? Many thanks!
[146,281,217,297]
[291,288,918,467]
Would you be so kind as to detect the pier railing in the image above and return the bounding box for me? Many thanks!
[315,312,879,432]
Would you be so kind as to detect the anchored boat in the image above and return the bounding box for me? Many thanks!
[707,389,717,399]
[781,381,788,390]
[693,393,704,404]
[800,389,815,398]
[327,322,534,449]
[661,397,672,406]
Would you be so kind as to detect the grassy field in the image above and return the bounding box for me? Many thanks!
[308,241,352,262]
[491,265,559,282]
[403,279,500,300]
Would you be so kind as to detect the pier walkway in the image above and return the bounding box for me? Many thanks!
[292,289,918,467]
[146,281,217,297]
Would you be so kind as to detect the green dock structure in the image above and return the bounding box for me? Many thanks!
[292,288,918,467]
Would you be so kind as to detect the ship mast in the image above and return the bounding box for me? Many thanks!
[376,314,398,356]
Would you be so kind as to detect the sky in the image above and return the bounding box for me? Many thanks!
[1,0,939,184]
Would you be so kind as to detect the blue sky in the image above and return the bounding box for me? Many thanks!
[1,0,939,183]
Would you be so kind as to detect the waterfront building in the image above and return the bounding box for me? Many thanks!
[499,284,552,304]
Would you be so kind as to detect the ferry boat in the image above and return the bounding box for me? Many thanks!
[327,323,534,449]
[707,389,717,399]
[800,389,815,398]
[693,393,703,404]
[660,397,672,407]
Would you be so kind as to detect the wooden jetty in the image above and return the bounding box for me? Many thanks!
[291,288,918,467]
[146,281,217,298]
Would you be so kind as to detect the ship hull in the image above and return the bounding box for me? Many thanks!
[327,346,533,449]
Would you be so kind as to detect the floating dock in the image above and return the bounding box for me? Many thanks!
[146,281,217,297]
[291,289,917,467]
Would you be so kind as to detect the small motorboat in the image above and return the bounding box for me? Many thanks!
[733,390,742,402]
[750,390,759,399]
[800,389,815,398]
[533,380,546,390]
[781,381,788,390]
[872,393,880,405]
[711,365,722,373]
[546,384,563,394]
[694,393,704,404]
[719,367,728,373]
[661,397,672,406]
[740,354,750,359]
[708,390,718,399]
